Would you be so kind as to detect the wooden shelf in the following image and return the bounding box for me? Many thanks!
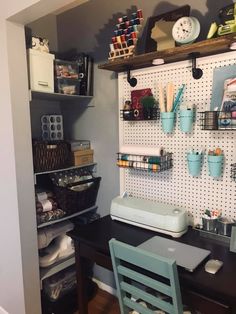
[98,34,236,73]
[30,90,92,102]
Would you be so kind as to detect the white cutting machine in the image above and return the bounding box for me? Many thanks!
[110,196,188,237]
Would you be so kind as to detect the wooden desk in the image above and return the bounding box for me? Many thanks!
[68,216,236,314]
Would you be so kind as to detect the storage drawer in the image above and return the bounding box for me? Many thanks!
[28,49,55,93]
[182,289,231,314]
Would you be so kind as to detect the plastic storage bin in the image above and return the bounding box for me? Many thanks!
[54,59,80,95]
[43,266,76,301]
[55,78,80,95]
[28,49,55,93]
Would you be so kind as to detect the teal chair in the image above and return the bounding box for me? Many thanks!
[109,238,190,314]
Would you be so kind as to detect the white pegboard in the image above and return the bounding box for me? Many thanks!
[118,51,236,225]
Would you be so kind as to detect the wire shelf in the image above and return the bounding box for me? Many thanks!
[117,152,172,172]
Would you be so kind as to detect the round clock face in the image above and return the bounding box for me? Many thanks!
[172,17,200,44]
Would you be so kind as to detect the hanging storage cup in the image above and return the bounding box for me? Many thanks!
[187,153,203,176]
[161,112,175,133]
[207,155,224,178]
[180,109,194,133]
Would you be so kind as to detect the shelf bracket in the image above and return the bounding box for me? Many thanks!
[126,68,137,87]
[189,52,203,80]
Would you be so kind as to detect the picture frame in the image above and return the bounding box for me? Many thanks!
[145,5,191,53]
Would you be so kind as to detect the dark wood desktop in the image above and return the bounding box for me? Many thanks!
[68,215,236,314]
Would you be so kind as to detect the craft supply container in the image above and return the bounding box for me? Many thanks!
[179,109,194,133]
[218,217,235,236]
[208,155,224,178]
[161,112,175,133]
[202,217,218,233]
[187,153,203,176]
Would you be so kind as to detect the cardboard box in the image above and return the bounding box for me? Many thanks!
[73,149,94,166]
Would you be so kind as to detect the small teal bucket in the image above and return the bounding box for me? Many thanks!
[180,109,194,133]
[208,155,224,178]
[187,153,203,176]
[161,112,175,133]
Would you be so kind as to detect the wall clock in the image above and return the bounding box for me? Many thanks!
[172,16,200,45]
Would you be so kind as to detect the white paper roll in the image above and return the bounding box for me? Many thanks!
[120,145,164,156]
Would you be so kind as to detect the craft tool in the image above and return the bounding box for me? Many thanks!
[173,84,185,112]
[158,83,165,112]
[166,82,174,112]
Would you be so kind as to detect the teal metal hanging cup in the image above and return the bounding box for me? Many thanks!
[187,153,203,176]
[161,112,175,133]
[180,109,194,133]
[208,155,224,178]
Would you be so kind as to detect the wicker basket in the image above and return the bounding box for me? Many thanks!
[53,177,101,214]
[33,140,72,172]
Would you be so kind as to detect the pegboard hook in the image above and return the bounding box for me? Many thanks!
[127,68,137,87]
[189,52,203,80]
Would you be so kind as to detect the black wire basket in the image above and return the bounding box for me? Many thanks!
[117,153,172,172]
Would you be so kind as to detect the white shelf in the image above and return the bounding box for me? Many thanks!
[34,163,96,176]
[37,205,97,229]
[34,163,97,185]
[30,90,93,102]
[40,255,75,287]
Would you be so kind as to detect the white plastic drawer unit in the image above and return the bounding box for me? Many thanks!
[28,49,55,93]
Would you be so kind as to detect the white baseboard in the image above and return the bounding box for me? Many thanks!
[92,278,117,297]
[0,307,9,314]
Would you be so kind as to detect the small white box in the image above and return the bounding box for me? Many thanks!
[28,49,55,93]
